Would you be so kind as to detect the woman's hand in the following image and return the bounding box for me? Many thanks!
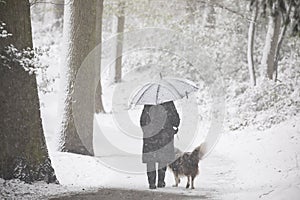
[173,126,178,134]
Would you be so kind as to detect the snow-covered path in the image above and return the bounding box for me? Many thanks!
[50,114,300,200]
[2,114,299,200]
[50,188,210,200]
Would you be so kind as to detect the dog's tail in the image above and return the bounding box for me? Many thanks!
[192,142,207,160]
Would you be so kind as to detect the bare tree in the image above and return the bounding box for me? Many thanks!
[0,0,57,183]
[202,0,217,28]
[261,10,282,80]
[274,0,293,81]
[247,0,259,86]
[260,0,299,80]
[110,2,125,83]
[39,0,64,28]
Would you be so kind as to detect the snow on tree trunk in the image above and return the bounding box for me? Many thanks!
[261,13,281,80]
[0,0,57,183]
[60,0,103,155]
[247,0,258,86]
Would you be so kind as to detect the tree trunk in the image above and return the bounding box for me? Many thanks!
[203,0,216,29]
[95,81,105,113]
[52,0,65,28]
[41,0,64,28]
[95,0,105,114]
[274,0,293,82]
[60,0,103,155]
[247,0,258,86]
[53,0,64,20]
[0,0,57,183]
[114,15,125,83]
[261,12,281,80]
[185,0,197,24]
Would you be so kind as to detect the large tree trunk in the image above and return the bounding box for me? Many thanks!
[60,0,103,155]
[261,12,281,80]
[0,0,57,183]
[247,0,258,86]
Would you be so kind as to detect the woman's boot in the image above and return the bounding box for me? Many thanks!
[157,166,166,188]
[147,171,156,189]
[146,162,156,189]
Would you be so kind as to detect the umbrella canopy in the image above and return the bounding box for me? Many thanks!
[130,78,198,105]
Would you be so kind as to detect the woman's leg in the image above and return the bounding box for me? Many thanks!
[157,162,167,187]
[146,162,156,189]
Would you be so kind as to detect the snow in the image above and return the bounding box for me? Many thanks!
[214,117,300,199]
[0,178,95,200]
[2,109,299,199]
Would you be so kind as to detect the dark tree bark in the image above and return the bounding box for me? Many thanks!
[61,0,104,155]
[0,0,57,183]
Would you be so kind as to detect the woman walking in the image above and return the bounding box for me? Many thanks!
[140,101,180,189]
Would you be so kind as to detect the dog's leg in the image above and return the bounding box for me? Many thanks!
[191,175,195,189]
[172,173,179,187]
[186,176,190,189]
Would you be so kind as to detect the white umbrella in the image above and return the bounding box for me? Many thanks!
[130,77,198,105]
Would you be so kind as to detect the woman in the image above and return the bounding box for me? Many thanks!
[140,101,180,189]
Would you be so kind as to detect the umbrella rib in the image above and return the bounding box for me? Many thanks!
[172,78,198,90]
[156,84,160,105]
[134,83,153,105]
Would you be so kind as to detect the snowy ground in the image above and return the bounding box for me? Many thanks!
[1,108,300,199]
[52,113,300,200]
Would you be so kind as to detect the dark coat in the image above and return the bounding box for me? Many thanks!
[140,101,180,163]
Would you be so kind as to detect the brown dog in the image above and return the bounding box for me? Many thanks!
[168,143,206,189]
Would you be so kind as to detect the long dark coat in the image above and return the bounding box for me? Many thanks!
[140,101,180,163]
